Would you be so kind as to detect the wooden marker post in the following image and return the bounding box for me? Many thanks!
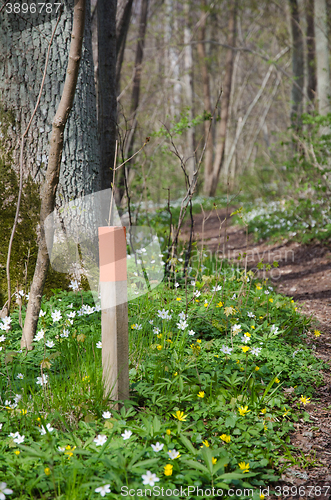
[98,227,129,401]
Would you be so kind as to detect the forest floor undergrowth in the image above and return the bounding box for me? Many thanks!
[181,207,331,499]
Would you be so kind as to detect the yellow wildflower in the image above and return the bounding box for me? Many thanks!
[216,301,223,308]
[238,461,250,473]
[131,324,136,329]
[255,366,260,371]
[244,332,251,337]
[64,445,76,458]
[300,395,311,405]
[157,333,162,339]
[173,372,178,377]
[261,408,267,414]
[14,450,20,455]
[238,405,250,416]
[166,429,171,435]
[172,410,187,421]
[202,440,209,447]
[241,346,250,353]
[275,378,280,383]
[220,434,231,443]
[314,330,321,337]
[251,325,255,329]
[212,457,217,464]
[260,495,265,500]
[164,464,173,476]
[197,391,205,398]
[269,298,273,303]
[156,345,162,350]
[176,297,182,301]
[196,339,201,343]
[44,467,51,476]
[283,408,289,417]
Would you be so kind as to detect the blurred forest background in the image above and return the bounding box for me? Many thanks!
[0,0,331,308]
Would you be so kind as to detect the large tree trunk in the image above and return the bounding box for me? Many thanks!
[306,0,316,106]
[0,0,100,202]
[198,1,214,196]
[204,1,237,197]
[21,0,87,349]
[97,0,117,191]
[314,0,331,116]
[289,0,304,129]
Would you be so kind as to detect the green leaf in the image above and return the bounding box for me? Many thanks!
[225,414,237,428]
[180,435,197,455]
[181,459,210,474]
[131,458,160,470]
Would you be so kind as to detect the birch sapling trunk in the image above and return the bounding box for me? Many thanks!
[21,0,86,349]
[206,1,237,197]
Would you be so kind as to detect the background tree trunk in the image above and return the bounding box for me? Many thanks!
[205,1,237,197]
[183,0,196,182]
[97,0,118,191]
[289,0,304,129]
[306,0,316,106]
[198,1,214,196]
[116,0,134,93]
[314,0,331,116]
[127,0,149,156]
[164,0,180,118]
[21,0,87,349]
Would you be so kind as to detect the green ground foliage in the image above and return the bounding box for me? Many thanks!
[0,252,326,499]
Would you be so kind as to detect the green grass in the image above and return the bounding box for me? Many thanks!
[0,254,326,499]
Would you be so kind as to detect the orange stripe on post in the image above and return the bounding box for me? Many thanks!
[98,226,127,282]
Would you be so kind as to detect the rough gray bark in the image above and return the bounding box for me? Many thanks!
[306,0,316,105]
[314,0,331,116]
[21,0,87,349]
[204,1,237,197]
[116,0,134,93]
[289,0,304,128]
[97,0,117,191]
[0,0,100,202]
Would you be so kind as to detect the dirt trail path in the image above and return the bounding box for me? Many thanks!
[181,208,331,497]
